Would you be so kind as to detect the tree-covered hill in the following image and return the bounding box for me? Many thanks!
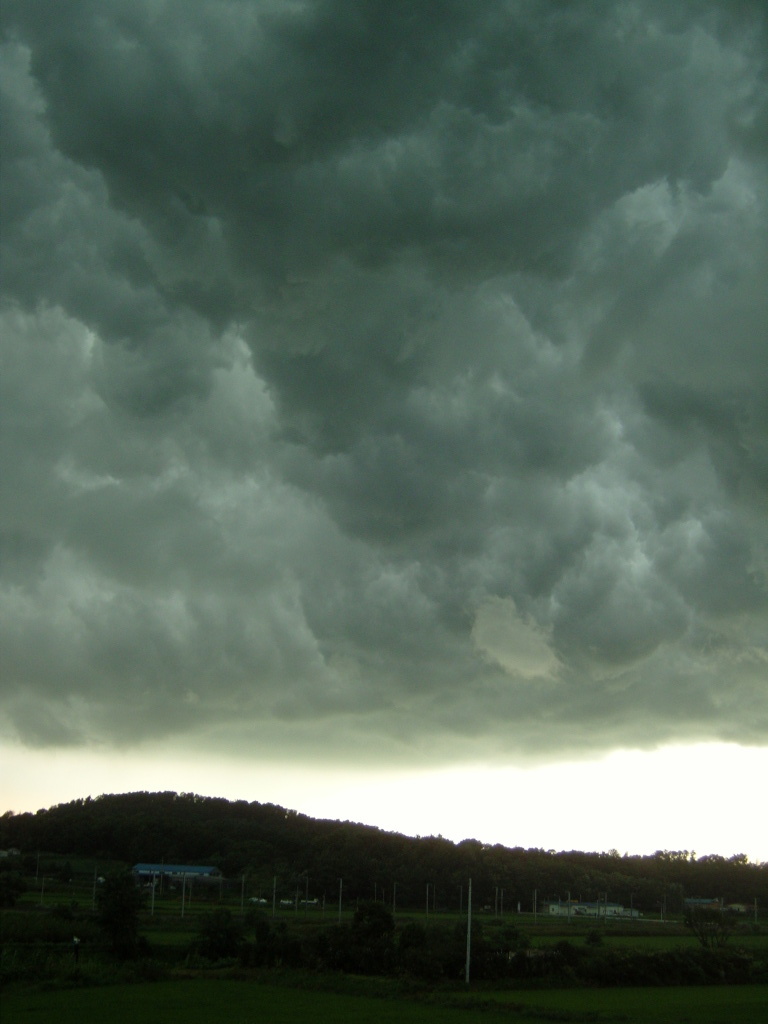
[2,791,766,914]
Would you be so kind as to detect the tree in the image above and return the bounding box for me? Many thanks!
[683,905,737,949]
[96,872,145,958]
[347,901,396,974]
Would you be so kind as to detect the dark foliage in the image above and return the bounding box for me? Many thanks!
[684,905,739,949]
[192,908,245,961]
[0,869,26,908]
[96,871,146,959]
[350,901,397,974]
[570,946,757,987]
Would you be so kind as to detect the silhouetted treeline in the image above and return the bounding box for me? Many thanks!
[2,792,766,913]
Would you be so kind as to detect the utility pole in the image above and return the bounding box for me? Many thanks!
[465,878,472,985]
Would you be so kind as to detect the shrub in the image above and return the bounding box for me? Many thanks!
[0,871,26,908]
[192,908,245,961]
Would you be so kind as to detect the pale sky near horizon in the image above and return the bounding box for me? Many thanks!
[4,741,768,863]
[2,3,767,864]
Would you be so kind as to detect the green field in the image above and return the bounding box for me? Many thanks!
[458,984,768,1023]
[4,979,768,1024]
[3,980,468,1024]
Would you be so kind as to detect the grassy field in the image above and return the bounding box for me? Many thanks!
[3,978,768,1024]
[460,984,768,1022]
[4,979,468,1024]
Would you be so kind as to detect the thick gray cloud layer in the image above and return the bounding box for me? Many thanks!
[2,0,767,762]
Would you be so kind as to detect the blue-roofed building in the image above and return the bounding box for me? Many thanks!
[683,897,721,910]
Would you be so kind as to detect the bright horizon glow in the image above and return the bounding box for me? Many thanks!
[2,741,766,863]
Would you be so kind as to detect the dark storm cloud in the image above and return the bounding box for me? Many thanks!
[1,1,767,761]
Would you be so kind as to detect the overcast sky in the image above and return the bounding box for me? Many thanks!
[2,1,767,854]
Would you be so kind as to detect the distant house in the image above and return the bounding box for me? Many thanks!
[683,898,721,911]
[132,863,221,883]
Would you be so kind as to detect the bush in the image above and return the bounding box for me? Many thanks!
[191,908,244,961]
[0,941,166,989]
[0,871,26,908]
[574,946,757,987]
[0,908,101,944]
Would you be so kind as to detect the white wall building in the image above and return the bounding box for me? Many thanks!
[543,900,641,919]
